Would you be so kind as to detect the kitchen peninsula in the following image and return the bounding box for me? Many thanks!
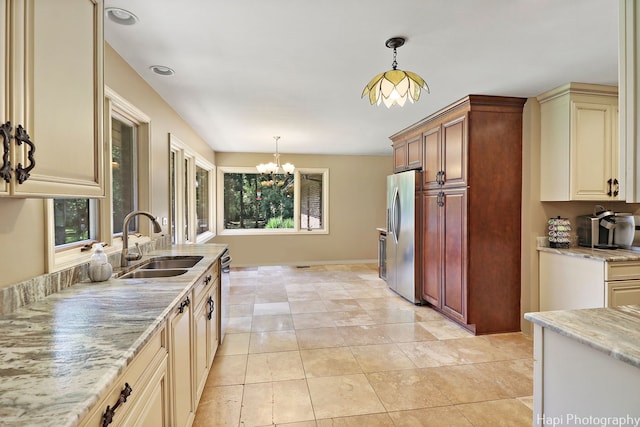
[525,306,640,426]
[0,244,227,427]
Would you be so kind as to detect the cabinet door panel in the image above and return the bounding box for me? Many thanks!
[13,0,103,197]
[393,141,407,172]
[423,126,441,189]
[422,192,441,305]
[441,190,467,321]
[193,298,209,403]
[571,101,613,199]
[207,287,219,366]
[607,281,640,307]
[406,135,422,170]
[442,115,467,188]
[170,305,194,427]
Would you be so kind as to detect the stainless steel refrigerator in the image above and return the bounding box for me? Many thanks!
[386,170,420,304]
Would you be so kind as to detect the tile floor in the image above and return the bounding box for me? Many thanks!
[193,264,533,427]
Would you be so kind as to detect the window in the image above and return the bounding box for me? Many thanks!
[170,134,215,244]
[217,167,328,234]
[111,113,138,235]
[53,199,97,246]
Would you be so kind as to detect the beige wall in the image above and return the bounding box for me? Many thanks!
[0,44,215,290]
[520,97,640,334]
[212,152,392,266]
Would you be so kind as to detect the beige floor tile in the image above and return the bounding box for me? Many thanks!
[251,314,294,332]
[413,306,449,322]
[276,422,318,427]
[217,333,250,355]
[457,398,532,426]
[193,384,243,427]
[379,323,437,343]
[245,351,305,383]
[338,325,394,346]
[293,312,338,329]
[229,303,255,317]
[250,330,299,353]
[316,413,395,426]
[307,374,385,419]
[205,354,247,386]
[424,364,508,404]
[418,319,473,340]
[350,343,417,373]
[226,316,252,333]
[474,358,534,397]
[396,341,462,368]
[367,308,423,324]
[445,336,511,363]
[241,380,315,426]
[229,285,256,296]
[287,291,323,302]
[387,406,473,427]
[289,300,328,314]
[296,327,347,350]
[347,288,393,299]
[367,369,451,411]
[255,293,290,303]
[482,332,534,360]
[330,310,376,327]
[229,294,255,305]
[254,302,291,316]
[323,299,362,312]
[316,289,353,300]
[300,347,362,378]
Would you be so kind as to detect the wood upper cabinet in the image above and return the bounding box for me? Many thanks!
[392,134,422,173]
[0,0,104,198]
[538,83,619,201]
[422,113,467,189]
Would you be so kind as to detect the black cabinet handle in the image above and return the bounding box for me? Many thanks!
[613,178,619,197]
[437,191,445,208]
[101,383,132,427]
[607,178,613,197]
[14,125,35,184]
[0,122,11,183]
[207,295,215,320]
[178,295,191,313]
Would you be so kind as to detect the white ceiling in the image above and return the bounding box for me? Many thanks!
[103,0,618,156]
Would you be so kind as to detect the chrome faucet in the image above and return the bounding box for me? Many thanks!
[120,210,163,267]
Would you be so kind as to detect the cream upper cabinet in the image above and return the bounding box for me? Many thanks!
[538,83,619,201]
[0,0,104,198]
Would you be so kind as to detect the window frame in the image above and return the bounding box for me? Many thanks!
[216,166,329,236]
[169,134,215,244]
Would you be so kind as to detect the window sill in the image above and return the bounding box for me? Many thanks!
[218,228,329,236]
[51,235,152,272]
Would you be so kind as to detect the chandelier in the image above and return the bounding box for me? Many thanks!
[362,37,429,108]
[256,136,295,187]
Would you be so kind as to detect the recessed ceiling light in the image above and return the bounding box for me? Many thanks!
[105,7,139,25]
[149,65,175,76]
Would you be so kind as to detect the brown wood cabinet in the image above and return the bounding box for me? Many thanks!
[392,134,423,173]
[394,95,526,334]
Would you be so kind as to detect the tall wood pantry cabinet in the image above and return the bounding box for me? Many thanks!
[0,0,104,198]
[391,95,526,334]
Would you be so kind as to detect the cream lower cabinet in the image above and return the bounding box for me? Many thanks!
[168,292,194,427]
[538,83,619,201]
[0,0,104,198]
[79,326,169,427]
[539,252,640,311]
[193,267,219,403]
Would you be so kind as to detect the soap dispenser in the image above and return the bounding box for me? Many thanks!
[88,243,113,282]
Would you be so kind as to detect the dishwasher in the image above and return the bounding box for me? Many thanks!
[220,248,231,343]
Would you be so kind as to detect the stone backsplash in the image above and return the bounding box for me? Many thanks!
[0,236,171,316]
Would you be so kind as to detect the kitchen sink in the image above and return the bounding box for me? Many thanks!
[140,255,203,270]
[119,269,188,279]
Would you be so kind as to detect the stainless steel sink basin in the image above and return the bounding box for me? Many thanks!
[119,269,188,279]
[140,256,203,270]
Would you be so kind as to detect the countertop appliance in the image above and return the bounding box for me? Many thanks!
[386,170,420,304]
[577,206,634,249]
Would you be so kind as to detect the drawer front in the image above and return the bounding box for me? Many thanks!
[607,280,640,307]
[606,261,640,281]
[80,326,167,427]
[193,266,216,306]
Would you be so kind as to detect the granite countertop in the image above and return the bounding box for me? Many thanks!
[537,245,640,262]
[525,305,640,369]
[0,244,227,427]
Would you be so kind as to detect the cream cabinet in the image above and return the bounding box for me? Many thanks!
[539,251,640,311]
[168,292,195,427]
[538,83,619,201]
[0,0,104,198]
[193,265,219,403]
[79,326,169,427]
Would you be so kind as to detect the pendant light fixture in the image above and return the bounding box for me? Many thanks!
[362,37,429,108]
[256,136,295,187]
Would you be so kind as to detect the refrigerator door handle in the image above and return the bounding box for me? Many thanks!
[392,187,400,245]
